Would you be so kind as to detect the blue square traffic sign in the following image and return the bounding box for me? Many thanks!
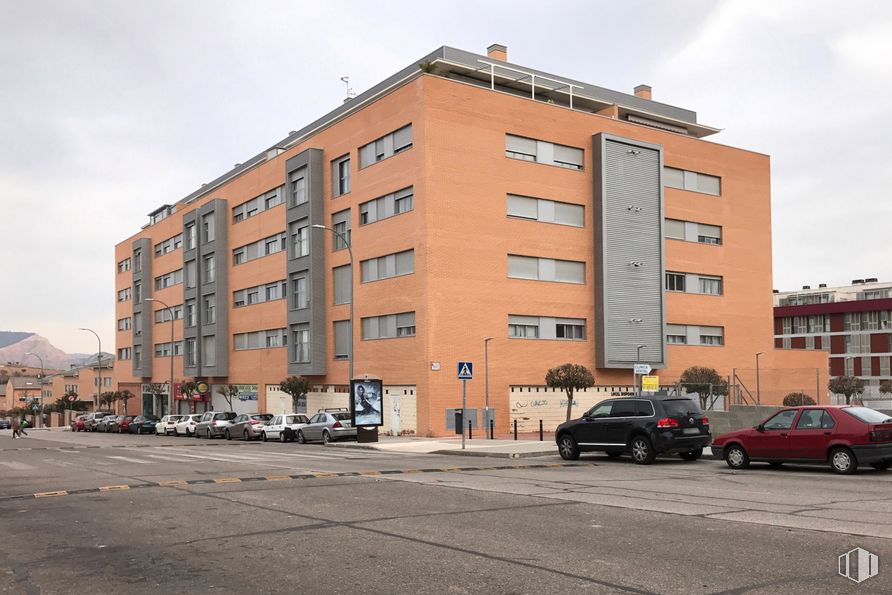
[457,361,473,379]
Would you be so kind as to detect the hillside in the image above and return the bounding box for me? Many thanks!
[0,333,83,370]
[0,331,35,349]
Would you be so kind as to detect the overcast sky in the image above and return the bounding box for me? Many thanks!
[2,0,890,353]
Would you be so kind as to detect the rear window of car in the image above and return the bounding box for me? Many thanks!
[286,415,308,424]
[214,412,236,420]
[334,412,352,421]
[253,414,273,421]
[661,399,702,417]
[842,407,892,424]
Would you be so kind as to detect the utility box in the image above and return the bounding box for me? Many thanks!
[453,409,463,434]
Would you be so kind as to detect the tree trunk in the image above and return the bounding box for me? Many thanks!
[565,388,574,421]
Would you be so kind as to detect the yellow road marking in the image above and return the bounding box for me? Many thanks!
[265,475,291,481]
[360,470,382,476]
[213,477,241,484]
[158,480,188,487]
[99,485,130,492]
[34,491,67,498]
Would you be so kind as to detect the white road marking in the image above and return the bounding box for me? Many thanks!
[106,455,153,465]
[0,461,33,471]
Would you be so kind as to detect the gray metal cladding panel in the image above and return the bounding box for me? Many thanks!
[594,134,665,368]
[131,238,152,378]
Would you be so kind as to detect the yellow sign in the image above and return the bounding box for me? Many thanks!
[641,376,660,392]
[196,381,209,394]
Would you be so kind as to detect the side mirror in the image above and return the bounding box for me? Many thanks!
[756,424,765,432]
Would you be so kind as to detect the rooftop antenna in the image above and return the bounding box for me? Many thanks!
[340,76,356,101]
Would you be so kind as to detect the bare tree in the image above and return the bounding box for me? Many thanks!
[216,385,240,411]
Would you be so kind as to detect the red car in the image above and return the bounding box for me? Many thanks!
[117,416,134,433]
[712,405,892,474]
[70,415,88,432]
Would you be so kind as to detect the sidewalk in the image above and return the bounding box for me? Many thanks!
[326,435,558,458]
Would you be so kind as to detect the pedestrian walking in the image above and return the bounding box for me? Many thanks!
[19,417,29,437]
[11,417,21,439]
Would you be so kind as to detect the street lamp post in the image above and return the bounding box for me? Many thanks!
[145,297,175,416]
[312,224,354,384]
[755,352,763,405]
[636,344,647,396]
[24,352,44,427]
[78,328,102,410]
[483,337,493,437]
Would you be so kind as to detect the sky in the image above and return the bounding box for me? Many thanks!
[1,0,890,353]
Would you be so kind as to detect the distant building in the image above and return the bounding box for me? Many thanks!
[774,279,892,405]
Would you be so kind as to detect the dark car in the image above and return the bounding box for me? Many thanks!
[128,415,160,435]
[555,397,711,464]
[0,419,10,430]
[712,405,892,474]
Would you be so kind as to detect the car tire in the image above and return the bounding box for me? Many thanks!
[679,448,703,461]
[322,430,332,444]
[262,432,268,442]
[725,444,750,469]
[206,429,212,440]
[769,461,784,468]
[557,434,580,461]
[137,427,143,435]
[605,450,622,459]
[630,436,656,465]
[243,430,250,442]
[225,430,231,441]
[297,430,306,444]
[829,447,857,475]
[870,461,890,471]
[279,431,287,443]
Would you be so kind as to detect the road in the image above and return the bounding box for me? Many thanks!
[0,430,889,594]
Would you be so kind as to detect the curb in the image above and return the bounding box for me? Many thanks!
[431,449,556,459]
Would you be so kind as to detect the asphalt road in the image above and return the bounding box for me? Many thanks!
[0,430,889,594]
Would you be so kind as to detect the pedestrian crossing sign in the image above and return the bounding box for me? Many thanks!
[457,362,473,380]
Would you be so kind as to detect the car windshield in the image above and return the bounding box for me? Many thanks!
[842,407,892,424]
[661,399,702,417]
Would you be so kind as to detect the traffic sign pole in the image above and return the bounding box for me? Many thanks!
[461,379,466,450]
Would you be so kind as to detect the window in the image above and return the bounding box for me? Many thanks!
[154,269,184,290]
[133,248,142,273]
[508,316,585,340]
[117,287,131,302]
[362,312,416,339]
[185,223,196,250]
[506,194,584,227]
[290,168,307,206]
[699,326,724,346]
[134,316,143,337]
[556,320,586,340]
[332,210,351,250]
[333,265,351,305]
[666,273,685,292]
[117,258,131,273]
[293,324,310,362]
[290,220,309,258]
[232,188,283,223]
[234,328,287,351]
[154,233,184,257]
[291,274,308,310]
[665,219,685,240]
[359,187,414,225]
[665,218,722,245]
[505,134,583,170]
[507,255,585,284]
[699,276,723,295]
[233,280,287,308]
[202,213,215,243]
[361,250,414,282]
[332,155,350,196]
[233,232,287,265]
[359,124,413,168]
[334,320,350,359]
[133,281,142,304]
[203,255,215,283]
[666,324,687,344]
[664,166,721,196]
[203,336,216,366]
[118,317,131,331]
[133,345,142,368]
[796,409,833,430]
[881,356,890,377]
[117,347,131,360]
[698,225,722,245]
[185,260,196,288]
[509,319,539,338]
[763,410,797,431]
[185,301,196,327]
[184,338,196,366]
[154,342,183,357]
[154,305,183,323]
[203,294,216,325]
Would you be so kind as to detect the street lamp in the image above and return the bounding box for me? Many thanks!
[24,352,44,428]
[312,224,354,384]
[78,328,102,409]
[636,344,647,396]
[483,336,494,437]
[755,352,763,405]
[145,297,174,417]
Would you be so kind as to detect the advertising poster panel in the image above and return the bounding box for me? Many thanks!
[351,379,383,427]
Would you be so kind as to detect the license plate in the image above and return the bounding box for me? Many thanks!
[683,428,700,435]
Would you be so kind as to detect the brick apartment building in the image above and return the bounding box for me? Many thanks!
[775,279,892,407]
[114,43,823,435]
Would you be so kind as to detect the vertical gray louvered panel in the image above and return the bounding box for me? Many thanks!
[593,134,666,369]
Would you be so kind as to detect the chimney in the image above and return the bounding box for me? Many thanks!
[634,84,652,100]
[866,277,878,283]
[819,283,827,288]
[852,279,865,285]
[487,43,508,62]
[802,285,811,290]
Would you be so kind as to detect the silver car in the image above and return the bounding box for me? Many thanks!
[194,411,237,439]
[261,414,310,442]
[295,410,356,444]
[87,411,115,432]
[225,413,273,441]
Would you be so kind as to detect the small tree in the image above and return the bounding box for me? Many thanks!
[783,392,815,407]
[679,366,729,410]
[181,381,197,401]
[828,375,865,405]
[279,376,310,414]
[880,380,892,398]
[545,363,595,421]
[118,390,135,415]
[216,385,240,411]
[98,391,118,409]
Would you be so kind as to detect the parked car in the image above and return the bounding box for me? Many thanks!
[262,414,311,442]
[174,414,204,437]
[128,415,160,435]
[104,415,125,433]
[86,411,115,432]
[155,415,185,436]
[0,419,10,430]
[555,397,711,464]
[117,416,134,433]
[296,410,356,444]
[70,415,88,432]
[712,405,892,474]
[226,413,273,441]
[97,415,118,433]
[194,411,238,439]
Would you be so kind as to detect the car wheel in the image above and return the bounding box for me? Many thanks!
[279,431,287,443]
[262,432,268,442]
[186,429,192,437]
[225,430,231,441]
[725,444,750,469]
[870,461,890,471]
[206,429,212,440]
[296,430,306,444]
[605,450,622,458]
[630,436,656,465]
[769,461,784,468]
[322,430,332,444]
[137,427,143,435]
[679,448,703,461]
[557,434,580,461]
[830,447,857,475]
[243,430,250,442]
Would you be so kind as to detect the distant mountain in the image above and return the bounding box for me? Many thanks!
[0,333,113,371]
[0,331,35,350]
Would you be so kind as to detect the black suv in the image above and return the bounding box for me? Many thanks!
[555,397,711,464]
